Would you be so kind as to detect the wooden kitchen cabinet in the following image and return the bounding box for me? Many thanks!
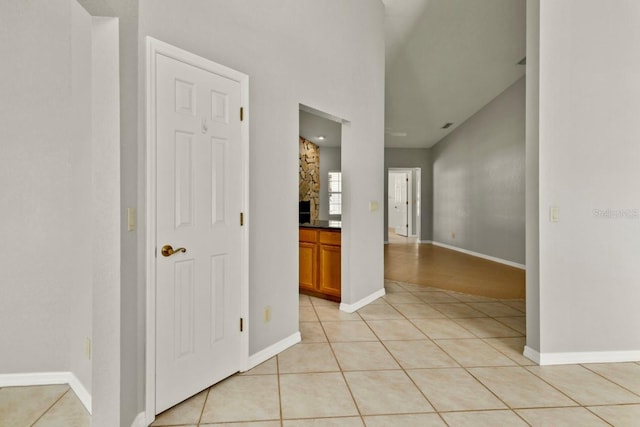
[299,226,341,301]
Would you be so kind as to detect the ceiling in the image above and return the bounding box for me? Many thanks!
[382,0,526,148]
[299,108,342,147]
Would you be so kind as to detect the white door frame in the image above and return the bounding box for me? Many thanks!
[144,37,250,424]
[388,168,420,239]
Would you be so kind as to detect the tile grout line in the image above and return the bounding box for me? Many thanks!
[29,387,70,427]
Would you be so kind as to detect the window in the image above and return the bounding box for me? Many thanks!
[328,171,342,216]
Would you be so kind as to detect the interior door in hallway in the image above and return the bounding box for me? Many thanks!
[391,172,409,236]
[154,51,244,413]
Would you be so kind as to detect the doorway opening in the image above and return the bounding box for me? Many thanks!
[387,168,420,244]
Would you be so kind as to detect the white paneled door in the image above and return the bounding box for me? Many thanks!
[154,51,244,413]
[393,172,409,236]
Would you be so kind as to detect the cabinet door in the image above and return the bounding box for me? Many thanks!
[318,244,341,297]
[299,242,318,292]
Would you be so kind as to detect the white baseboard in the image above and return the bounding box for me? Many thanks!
[0,371,91,414]
[431,241,526,270]
[419,240,433,244]
[245,332,301,371]
[524,346,640,365]
[523,346,541,364]
[130,411,146,427]
[339,288,386,313]
[384,240,389,244]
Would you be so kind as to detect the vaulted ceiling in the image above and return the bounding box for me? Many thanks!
[382,0,526,148]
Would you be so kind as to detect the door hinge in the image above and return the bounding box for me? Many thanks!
[240,212,244,226]
[240,318,244,332]
[240,107,244,121]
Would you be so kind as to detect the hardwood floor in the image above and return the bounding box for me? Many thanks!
[384,236,525,299]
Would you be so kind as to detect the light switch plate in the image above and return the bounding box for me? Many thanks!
[550,206,560,222]
[369,201,379,212]
[127,208,136,231]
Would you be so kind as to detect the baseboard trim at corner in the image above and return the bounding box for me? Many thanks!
[245,332,301,371]
[538,350,640,366]
[523,346,541,364]
[68,373,92,414]
[339,288,386,313]
[431,241,526,270]
[0,371,92,414]
[419,240,433,244]
[130,412,146,427]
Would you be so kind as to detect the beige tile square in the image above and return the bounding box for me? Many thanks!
[282,417,364,426]
[383,340,458,369]
[200,375,280,423]
[398,282,431,292]
[383,293,423,304]
[363,413,446,427]
[502,300,526,313]
[584,362,640,395]
[332,342,400,371]
[344,370,434,415]
[322,321,378,342]
[315,305,361,321]
[240,357,277,375]
[391,303,446,319]
[494,316,526,334]
[483,337,536,366]
[384,281,410,293]
[366,319,427,340]
[357,304,404,320]
[299,305,319,322]
[517,407,609,426]
[588,404,640,427]
[414,291,460,303]
[299,322,327,343]
[441,410,528,427]
[278,343,339,374]
[0,385,69,427]
[280,372,358,419]
[411,318,475,339]
[299,293,312,306]
[203,422,279,427]
[453,318,522,338]
[467,302,524,317]
[448,293,497,303]
[408,368,506,411]
[527,365,640,406]
[435,339,516,367]
[151,388,207,425]
[469,367,578,408]
[32,390,90,427]
[429,303,486,318]
[310,297,339,307]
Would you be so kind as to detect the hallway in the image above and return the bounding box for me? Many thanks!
[385,240,525,299]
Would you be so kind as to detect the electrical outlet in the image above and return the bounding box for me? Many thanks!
[264,306,271,323]
[85,338,92,360]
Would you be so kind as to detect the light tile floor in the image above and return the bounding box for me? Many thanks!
[2,280,640,426]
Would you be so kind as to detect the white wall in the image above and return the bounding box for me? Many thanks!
[525,0,541,353]
[431,77,526,265]
[0,3,122,419]
[91,16,121,425]
[0,0,80,375]
[319,147,341,221]
[536,0,640,358]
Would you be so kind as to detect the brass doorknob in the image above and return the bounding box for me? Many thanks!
[161,245,187,257]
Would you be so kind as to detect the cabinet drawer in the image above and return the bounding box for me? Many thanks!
[319,230,341,246]
[299,228,318,243]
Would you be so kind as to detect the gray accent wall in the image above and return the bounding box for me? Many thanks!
[384,148,433,242]
[431,77,526,265]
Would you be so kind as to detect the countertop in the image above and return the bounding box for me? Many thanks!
[299,220,342,230]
